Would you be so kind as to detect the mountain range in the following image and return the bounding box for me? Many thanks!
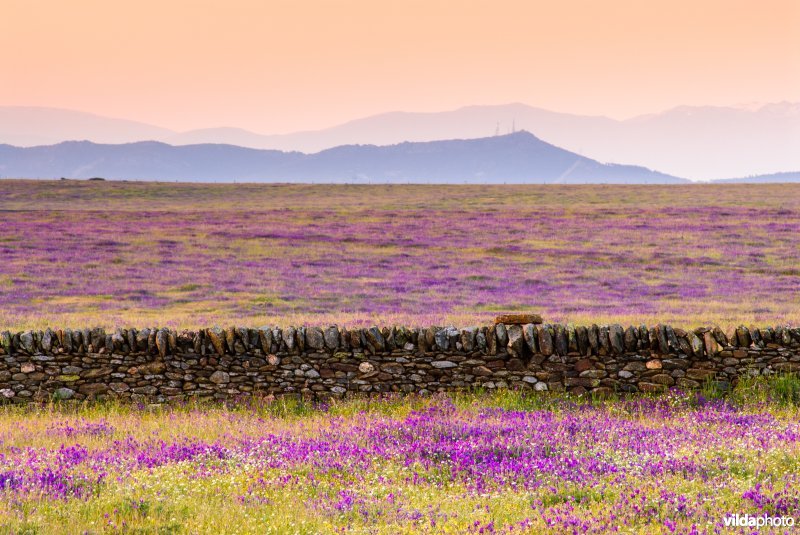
[1,102,798,180]
[0,131,686,183]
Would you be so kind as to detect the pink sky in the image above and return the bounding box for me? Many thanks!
[2,0,798,133]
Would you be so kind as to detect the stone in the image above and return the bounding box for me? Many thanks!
[53,387,75,400]
[650,374,675,386]
[358,362,375,373]
[703,331,718,355]
[284,327,296,351]
[506,325,524,357]
[20,363,35,374]
[609,325,625,354]
[665,326,680,352]
[567,325,578,353]
[645,359,662,370]
[305,327,325,350]
[736,326,752,348]
[533,382,548,391]
[474,366,493,376]
[685,368,715,381]
[0,389,14,398]
[537,325,554,356]
[81,367,112,379]
[576,326,589,355]
[618,370,634,379]
[522,375,538,383]
[461,327,477,352]
[206,326,226,356]
[209,371,230,384]
[304,369,320,379]
[156,329,169,358]
[494,313,543,325]
[486,325,497,354]
[0,331,12,355]
[587,325,599,354]
[689,332,704,357]
[495,323,508,348]
[656,325,670,354]
[330,386,346,395]
[625,326,639,352]
[579,369,606,379]
[554,325,569,355]
[20,331,35,354]
[431,360,457,369]
[365,327,385,352]
[41,329,54,352]
[575,359,593,372]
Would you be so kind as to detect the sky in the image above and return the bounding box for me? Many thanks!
[2,0,799,133]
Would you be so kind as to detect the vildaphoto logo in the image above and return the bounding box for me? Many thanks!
[723,514,795,528]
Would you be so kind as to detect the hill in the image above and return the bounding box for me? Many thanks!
[0,131,685,183]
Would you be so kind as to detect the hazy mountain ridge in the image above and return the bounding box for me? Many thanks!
[0,131,686,183]
[1,102,798,180]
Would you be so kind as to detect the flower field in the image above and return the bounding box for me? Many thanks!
[0,382,799,534]
[1,180,799,330]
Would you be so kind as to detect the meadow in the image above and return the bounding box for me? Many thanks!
[1,380,799,534]
[1,180,799,330]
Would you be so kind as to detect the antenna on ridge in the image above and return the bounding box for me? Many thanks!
[512,119,516,133]
[495,122,500,136]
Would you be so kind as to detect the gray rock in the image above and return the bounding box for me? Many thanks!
[358,362,375,373]
[209,371,230,384]
[534,382,548,391]
[324,326,340,350]
[554,324,568,355]
[522,375,538,384]
[20,331,35,354]
[506,325,524,357]
[624,326,638,352]
[689,332,704,357]
[587,325,599,354]
[258,327,272,352]
[537,324,554,356]
[156,329,169,358]
[0,331,12,355]
[665,326,680,352]
[495,324,508,348]
[609,325,625,354]
[431,360,457,369]
[657,325,670,354]
[476,329,487,352]
[304,369,320,379]
[365,327,385,352]
[523,324,537,353]
[305,327,325,350]
[41,329,54,352]
[53,387,75,400]
[284,327,296,351]
[567,325,578,353]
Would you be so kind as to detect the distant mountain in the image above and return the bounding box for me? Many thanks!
[1,103,797,180]
[713,171,800,183]
[0,131,686,183]
[0,106,175,146]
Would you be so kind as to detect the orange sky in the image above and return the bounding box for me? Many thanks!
[2,0,798,133]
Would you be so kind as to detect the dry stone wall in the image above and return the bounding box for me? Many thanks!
[1,324,799,403]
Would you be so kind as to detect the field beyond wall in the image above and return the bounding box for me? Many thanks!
[1,180,798,330]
